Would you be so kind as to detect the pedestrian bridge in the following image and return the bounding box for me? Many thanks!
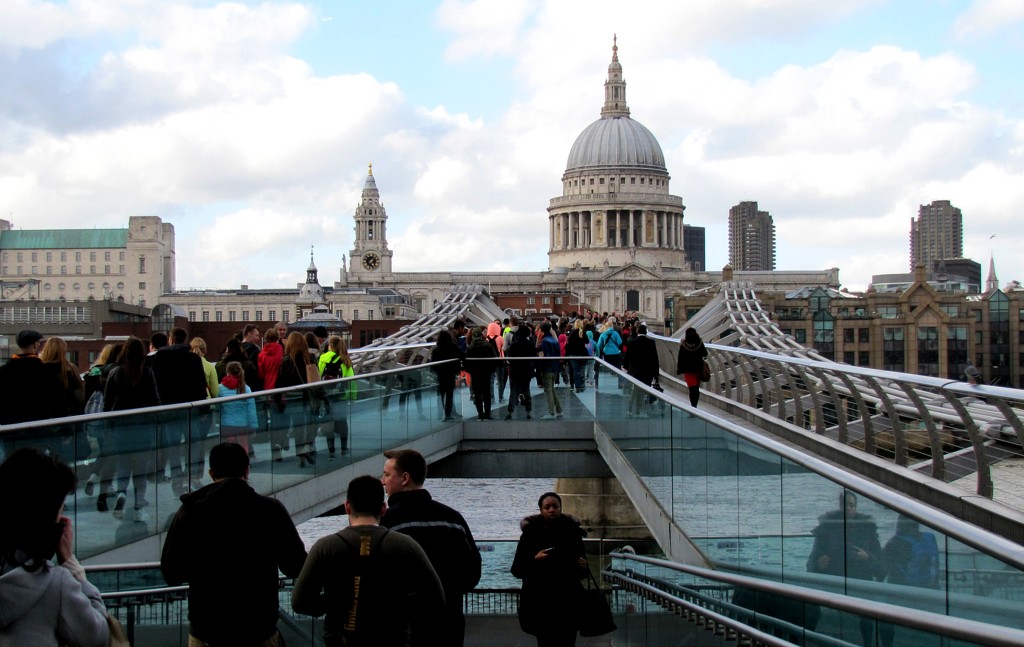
[5,282,1024,645]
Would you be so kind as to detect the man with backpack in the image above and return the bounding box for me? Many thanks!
[292,475,444,647]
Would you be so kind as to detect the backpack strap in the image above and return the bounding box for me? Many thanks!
[335,528,390,638]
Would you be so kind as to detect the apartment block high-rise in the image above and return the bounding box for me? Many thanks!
[728,201,776,271]
[910,200,963,271]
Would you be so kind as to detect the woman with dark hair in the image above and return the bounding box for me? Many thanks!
[676,327,709,407]
[305,332,322,364]
[511,491,588,647]
[465,327,497,420]
[215,338,259,388]
[564,320,589,393]
[0,448,109,646]
[103,336,160,523]
[431,329,464,421]
[505,324,537,420]
[276,331,315,466]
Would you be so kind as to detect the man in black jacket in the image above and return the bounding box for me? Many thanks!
[622,323,661,416]
[380,449,481,647]
[149,327,208,495]
[241,324,264,390]
[162,442,307,647]
[0,329,61,426]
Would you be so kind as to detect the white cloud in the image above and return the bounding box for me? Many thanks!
[953,0,1024,39]
[436,0,538,61]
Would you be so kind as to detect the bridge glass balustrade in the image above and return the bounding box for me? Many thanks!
[0,363,451,561]
[600,368,1024,634]
[648,333,1024,507]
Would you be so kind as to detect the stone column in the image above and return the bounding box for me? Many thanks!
[555,477,653,540]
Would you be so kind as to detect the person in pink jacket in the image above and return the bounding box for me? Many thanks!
[486,320,507,402]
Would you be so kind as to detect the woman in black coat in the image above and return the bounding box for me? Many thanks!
[511,491,587,647]
[102,336,160,522]
[676,327,709,407]
[431,330,464,421]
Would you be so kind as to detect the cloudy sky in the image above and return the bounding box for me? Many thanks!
[3,0,1022,292]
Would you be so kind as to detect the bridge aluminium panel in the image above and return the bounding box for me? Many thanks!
[351,283,507,372]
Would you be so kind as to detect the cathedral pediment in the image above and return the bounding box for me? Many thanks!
[599,262,665,281]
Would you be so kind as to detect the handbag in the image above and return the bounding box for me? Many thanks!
[305,361,321,384]
[701,359,711,383]
[577,568,617,637]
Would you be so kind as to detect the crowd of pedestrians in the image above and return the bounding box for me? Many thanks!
[429,309,706,421]
[0,315,709,528]
[0,323,365,522]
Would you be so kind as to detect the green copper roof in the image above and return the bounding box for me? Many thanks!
[0,229,128,249]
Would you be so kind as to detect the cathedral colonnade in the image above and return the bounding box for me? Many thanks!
[549,209,684,252]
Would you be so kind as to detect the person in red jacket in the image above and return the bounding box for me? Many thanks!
[257,328,283,390]
[257,328,284,460]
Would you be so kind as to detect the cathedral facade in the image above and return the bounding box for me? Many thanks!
[157,41,838,331]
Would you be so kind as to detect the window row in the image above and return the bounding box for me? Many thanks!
[2,265,128,276]
[3,251,126,263]
[568,176,665,188]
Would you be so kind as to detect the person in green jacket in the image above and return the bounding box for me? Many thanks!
[319,336,356,458]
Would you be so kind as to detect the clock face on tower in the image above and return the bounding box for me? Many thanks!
[362,252,381,271]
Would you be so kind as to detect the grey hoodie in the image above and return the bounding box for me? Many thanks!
[0,558,108,647]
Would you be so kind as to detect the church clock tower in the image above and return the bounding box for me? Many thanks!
[349,163,393,276]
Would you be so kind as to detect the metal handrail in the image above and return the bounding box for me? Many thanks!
[607,552,1024,647]
[0,358,441,434]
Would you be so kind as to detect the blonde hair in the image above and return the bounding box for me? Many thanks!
[93,343,118,368]
[190,337,208,356]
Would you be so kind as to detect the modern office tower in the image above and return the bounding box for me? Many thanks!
[728,201,776,271]
[910,200,963,271]
[683,224,705,271]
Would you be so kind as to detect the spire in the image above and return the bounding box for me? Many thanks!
[306,245,319,284]
[986,254,999,293]
[601,34,630,118]
[362,163,379,199]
